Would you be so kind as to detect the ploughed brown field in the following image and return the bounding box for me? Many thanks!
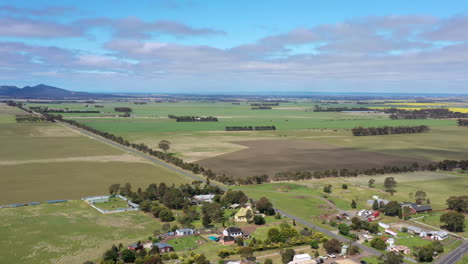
[196,139,431,178]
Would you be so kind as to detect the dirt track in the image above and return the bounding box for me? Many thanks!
[196,139,431,178]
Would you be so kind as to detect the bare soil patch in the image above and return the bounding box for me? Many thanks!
[196,139,430,178]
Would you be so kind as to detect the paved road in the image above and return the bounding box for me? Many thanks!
[434,240,467,264]
[61,121,459,264]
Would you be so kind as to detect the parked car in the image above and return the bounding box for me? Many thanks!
[318,256,328,260]
[327,254,336,258]
[316,259,324,264]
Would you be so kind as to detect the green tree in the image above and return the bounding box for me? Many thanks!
[338,223,350,236]
[342,184,348,189]
[379,252,404,264]
[384,177,398,195]
[264,259,273,264]
[323,238,342,253]
[370,237,387,250]
[310,240,319,249]
[383,201,401,216]
[446,196,468,213]
[372,199,380,210]
[414,191,427,205]
[255,197,275,215]
[108,184,121,195]
[121,249,136,263]
[202,214,212,227]
[323,184,332,194]
[236,236,244,246]
[159,208,174,222]
[103,249,118,262]
[368,179,375,188]
[240,246,253,259]
[158,140,171,152]
[281,249,295,264]
[348,245,361,255]
[218,249,230,259]
[440,211,465,232]
[351,200,357,209]
[267,227,283,243]
[253,215,266,225]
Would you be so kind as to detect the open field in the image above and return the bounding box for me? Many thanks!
[0,200,161,264]
[0,104,191,204]
[93,197,131,211]
[0,161,189,204]
[24,101,468,163]
[196,139,431,178]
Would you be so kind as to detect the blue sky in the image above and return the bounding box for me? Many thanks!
[1,0,468,93]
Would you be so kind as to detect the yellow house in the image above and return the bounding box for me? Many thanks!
[234,207,253,222]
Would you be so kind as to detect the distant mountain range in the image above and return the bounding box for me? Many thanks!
[0,84,116,99]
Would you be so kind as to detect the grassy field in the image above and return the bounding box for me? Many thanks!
[0,200,161,264]
[0,104,192,204]
[0,161,190,204]
[167,235,204,251]
[308,171,468,210]
[93,197,130,211]
[231,183,338,224]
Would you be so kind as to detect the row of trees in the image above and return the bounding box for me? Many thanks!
[446,196,468,213]
[269,160,468,184]
[251,106,272,110]
[457,119,468,126]
[167,115,218,122]
[91,243,210,264]
[313,106,375,112]
[15,115,46,123]
[351,125,430,136]
[114,107,133,113]
[225,126,276,131]
[385,108,468,119]
[29,107,100,113]
[250,103,279,106]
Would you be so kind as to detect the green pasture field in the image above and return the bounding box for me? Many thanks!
[457,255,468,264]
[0,161,190,204]
[0,200,162,264]
[313,126,468,161]
[298,171,467,210]
[231,184,337,222]
[93,197,129,211]
[72,115,454,133]
[167,235,204,251]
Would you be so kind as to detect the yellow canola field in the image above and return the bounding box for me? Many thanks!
[371,106,468,113]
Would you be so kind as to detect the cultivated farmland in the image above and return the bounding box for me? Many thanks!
[196,139,431,178]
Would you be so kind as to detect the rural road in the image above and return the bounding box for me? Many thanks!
[433,240,467,264]
[59,121,461,264]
